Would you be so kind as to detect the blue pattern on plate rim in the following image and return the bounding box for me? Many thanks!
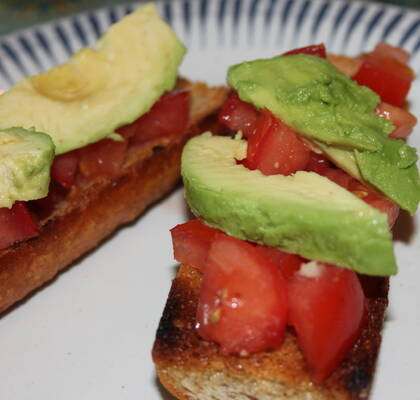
[0,0,419,88]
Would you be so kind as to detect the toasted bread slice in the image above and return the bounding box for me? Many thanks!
[0,80,229,314]
[153,264,388,400]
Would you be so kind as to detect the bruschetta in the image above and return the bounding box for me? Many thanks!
[153,43,419,399]
[0,3,228,313]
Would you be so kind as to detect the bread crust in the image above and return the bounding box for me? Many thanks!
[153,264,388,400]
[0,80,229,314]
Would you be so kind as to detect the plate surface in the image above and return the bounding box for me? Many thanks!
[0,0,419,399]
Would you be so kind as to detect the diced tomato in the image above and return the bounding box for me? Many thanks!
[283,43,327,58]
[256,245,304,279]
[376,102,417,140]
[322,168,353,190]
[353,53,414,107]
[51,151,79,188]
[349,180,399,227]
[117,90,190,145]
[0,202,38,250]
[288,263,366,382]
[244,109,310,175]
[218,92,260,137]
[244,108,276,165]
[171,219,219,269]
[197,233,288,355]
[78,138,127,179]
[371,42,410,65]
[305,152,331,175]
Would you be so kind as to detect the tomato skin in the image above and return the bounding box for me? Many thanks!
[171,219,219,269]
[353,54,414,107]
[376,102,417,140]
[245,109,310,175]
[288,264,366,382]
[51,151,79,188]
[118,90,190,145]
[197,233,288,355]
[78,138,127,179]
[0,202,38,250]
[256,245,304,279]
[283,43,327,58]
[218,92,260,137]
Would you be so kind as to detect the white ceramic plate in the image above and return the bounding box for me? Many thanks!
[0,0,418,399]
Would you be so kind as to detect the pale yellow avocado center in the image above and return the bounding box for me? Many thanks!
[31,49,108,102]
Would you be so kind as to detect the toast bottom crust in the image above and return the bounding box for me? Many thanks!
[153,264,389,400]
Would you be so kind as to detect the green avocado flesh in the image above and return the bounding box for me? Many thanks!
[0,4,185,155]
[0,128,54,208]
[182,135,396,276]
[227,54,420,214]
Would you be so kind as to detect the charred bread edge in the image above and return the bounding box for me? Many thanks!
[0,81,229,314]
[153,264,388,400]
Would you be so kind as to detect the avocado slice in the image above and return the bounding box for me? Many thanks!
[0,4,185,155]
[227,54,420,214]
[228,55,393,151]
[314,141,420,214]
[182,134,396,276]
[0,127,54,208]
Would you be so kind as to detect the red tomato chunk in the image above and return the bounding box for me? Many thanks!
[78,138,127,179]
[51,150,79,188]
[118,90,190,145]
[322,168,354,190]
[171,219,219,269]
[283,43,327,58]
[244,109,310,175]
[0,202,38,250]
[376,102,417,140]
[256,245,304,279]
[218,92,260,137]
[305,152,332,175]
[288,264,366,383]
[196,233,288,355]
[353,53,414,107]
